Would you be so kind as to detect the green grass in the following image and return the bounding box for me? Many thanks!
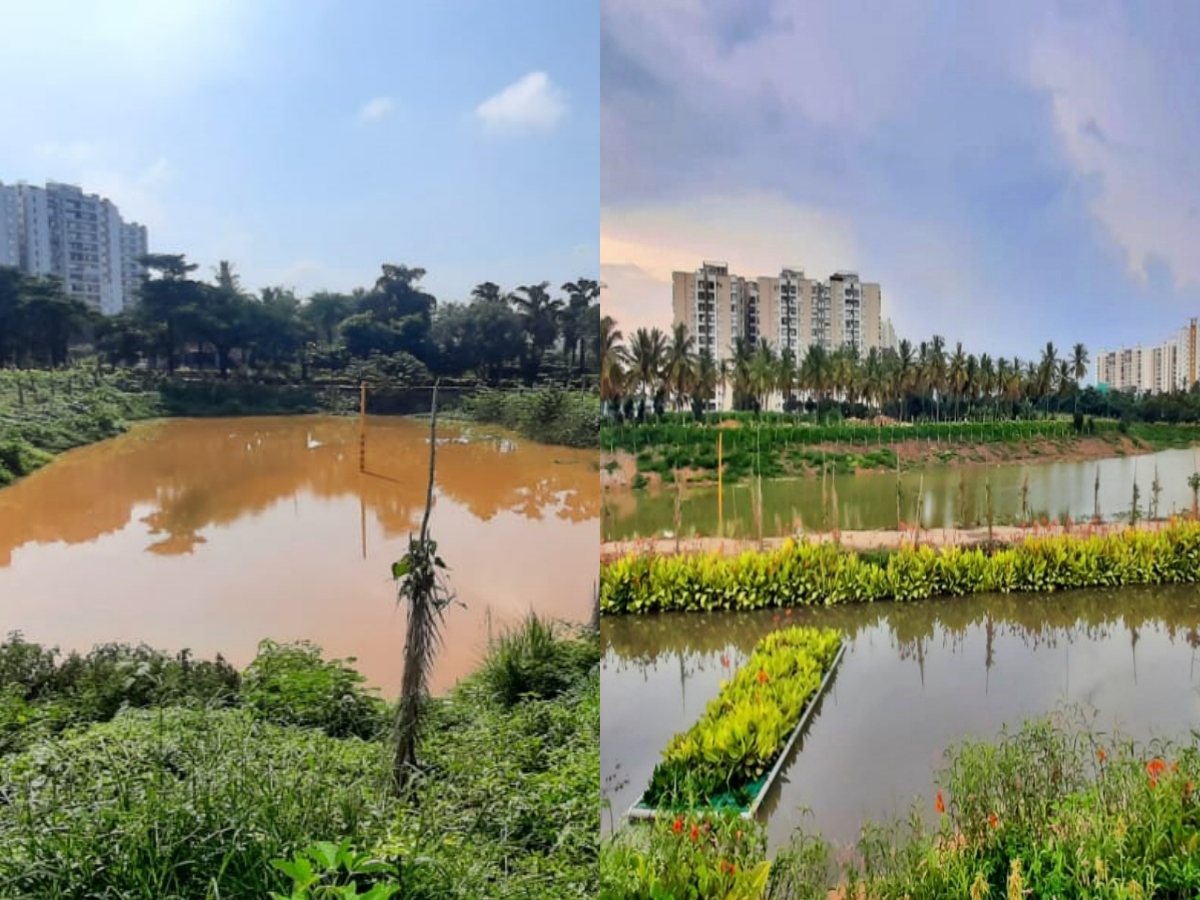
[0,618,600,899]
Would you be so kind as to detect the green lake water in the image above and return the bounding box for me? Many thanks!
[603,447,1200,540]
[601,586,1200,851]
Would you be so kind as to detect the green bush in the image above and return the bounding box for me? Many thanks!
[464,388,599,448]
[600,521,1200,614]
[239,639,386,740]
[0,707,389,899]
[477,615,600,708]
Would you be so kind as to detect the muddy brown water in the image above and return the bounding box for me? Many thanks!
[601,587,1200,851]
[0,416,599,695]
[603,447,1200,540]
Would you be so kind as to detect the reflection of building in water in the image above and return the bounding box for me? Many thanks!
[0,417,600,565]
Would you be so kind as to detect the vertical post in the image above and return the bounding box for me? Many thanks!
[359,381,367,473]
[718,431,724,538]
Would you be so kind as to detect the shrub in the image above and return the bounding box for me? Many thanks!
[0,707,390,899]
[463,388,599,448]
[477,615,600,708]
[600,522,1200,615]
[239,639,386,739]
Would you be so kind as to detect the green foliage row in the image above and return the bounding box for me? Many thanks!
[603,710,1200,899]
[463,387,600,448]
[600,522,1200,615]
[604,417,1114,457]
[645,627,841,809]
[0,620,601,899]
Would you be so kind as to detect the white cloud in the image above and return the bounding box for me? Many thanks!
[474,72,567,134]
[357,96,395,124]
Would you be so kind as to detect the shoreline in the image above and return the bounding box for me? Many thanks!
[601,432,1192,492]
[600,518,1177,562]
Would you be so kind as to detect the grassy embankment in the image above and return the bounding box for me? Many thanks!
[0,369,599,486]
[602,415,1200,489]
[0,616,599,899]
[602,707,1200,899]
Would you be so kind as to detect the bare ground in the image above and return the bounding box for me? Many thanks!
[600,518,1178,563]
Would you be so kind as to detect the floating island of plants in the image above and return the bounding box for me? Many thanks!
[631,625,844,820]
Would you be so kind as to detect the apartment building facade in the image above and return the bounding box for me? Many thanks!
[674,262,884,364]
[1095,318,1199,395]
[0,180,149,315]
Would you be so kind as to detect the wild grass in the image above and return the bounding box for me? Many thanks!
[0,616,600,899]
[602,706,1200,899]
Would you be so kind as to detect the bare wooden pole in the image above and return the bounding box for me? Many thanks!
[718,431,724,538]
[358,381,367,473]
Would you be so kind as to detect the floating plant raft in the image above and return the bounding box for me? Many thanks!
[628,626,845,822]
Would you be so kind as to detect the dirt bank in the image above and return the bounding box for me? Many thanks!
[600,519,1178,563]
[601,433,1162,491]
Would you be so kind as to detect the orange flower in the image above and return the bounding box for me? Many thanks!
[757,670,769,684]
[735,830,743,842]
[1098,748,1106,763]
[935,791,945,814]
[672,816,683,834]
[785,608,793,617]
[1148,758,1167,787]
[989,814,998,829]
[1186,781,1195,797]
[690,824,699,842]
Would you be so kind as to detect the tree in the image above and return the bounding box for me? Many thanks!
[1071,343,1089,412]
[137,253,203,373]
[663,322,696,411]
[629,327,667,414]
[600,315,627,413]
[511,281,563,380]
[560,278,600,374]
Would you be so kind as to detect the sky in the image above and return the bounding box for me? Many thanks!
[601,0,1200,372]
[0,0,598,304]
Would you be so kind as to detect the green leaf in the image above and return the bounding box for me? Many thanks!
[391,558,411,580]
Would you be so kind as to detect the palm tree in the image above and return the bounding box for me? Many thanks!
[560,278,600,373]
[511,282,564,374]
[948,342,967,420]
[599,315,627,414]
[629,327,667,412]
[729,337,757,411]
[896,339,915,420]
[1039,342,1059,417]
[929,335,947,420]
[778,347,799,412]
[1071,342,1089,412]
[749,341,777,411]
[979,353,996,419]
[694,348,719,412]
[663,322,696,410]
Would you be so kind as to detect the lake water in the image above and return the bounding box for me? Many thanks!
[603,447,1200,540]
[0,416,599,694]
[601,587,1200,850]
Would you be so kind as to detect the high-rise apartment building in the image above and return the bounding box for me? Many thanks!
[675,262,885,363]
[0,184,18,268]
[1095,318,1199,394]
[0,180,149,314]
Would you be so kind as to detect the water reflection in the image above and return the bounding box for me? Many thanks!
[0,416,599,694]
[604,447,1200,539]
[601,586,1200,850]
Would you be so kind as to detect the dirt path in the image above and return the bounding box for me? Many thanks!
[600,519,1178,563]
[601,434,1164,491]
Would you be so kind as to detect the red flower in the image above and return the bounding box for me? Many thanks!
[720,654,730,668]
[1148,758,1167,787]
[672,816,683,834]
[757,670,769,684]
[785,608,793,617]
[690,824,699,842]
[989,814,998,829]
[935,791,945,814]
[1098,748,1106,764]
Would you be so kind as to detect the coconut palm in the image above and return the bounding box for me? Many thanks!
[778,347,799,412]
[1071,342,1089,412]
[948,342,967,420]
[599,315,627,413]
[694,348,719,412]
[629,327,668,411]
[663,322,696,411]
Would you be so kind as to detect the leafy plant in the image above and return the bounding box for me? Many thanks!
[644,627,841,808]
[270,840,400,900]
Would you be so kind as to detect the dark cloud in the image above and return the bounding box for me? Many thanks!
[601,0,1200,364]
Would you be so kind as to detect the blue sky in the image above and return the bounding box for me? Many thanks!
[601,0,1200,372]
[0,0,598,303]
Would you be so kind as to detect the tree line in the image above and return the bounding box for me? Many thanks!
[601,317,1096,421]
[0,258,601,386]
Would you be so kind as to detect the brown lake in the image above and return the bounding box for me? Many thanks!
[0,416,599,695]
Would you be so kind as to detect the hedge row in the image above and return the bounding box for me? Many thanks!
[599,523,1200,614]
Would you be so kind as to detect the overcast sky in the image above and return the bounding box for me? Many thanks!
[601,0,1200,370]
[0,0,598,303]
